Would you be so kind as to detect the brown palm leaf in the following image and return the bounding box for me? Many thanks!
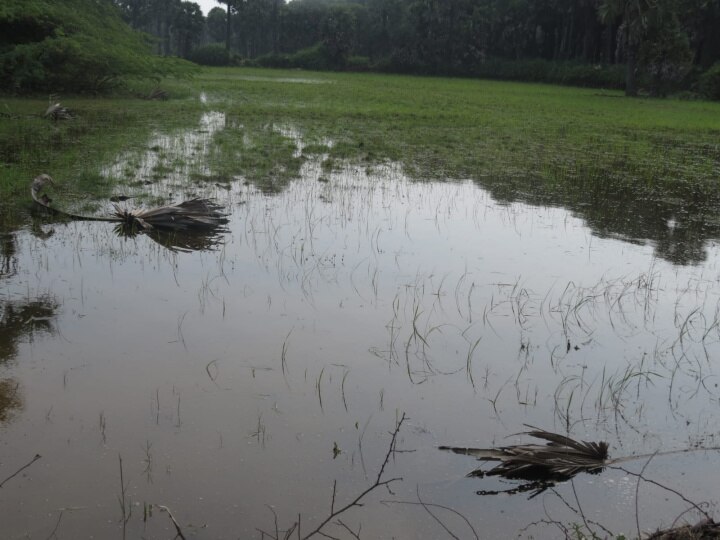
[440,426,609,481]
[112,199,229,231]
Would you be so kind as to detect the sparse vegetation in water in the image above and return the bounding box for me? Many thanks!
[2,67,719,257]
[2,66,720,539]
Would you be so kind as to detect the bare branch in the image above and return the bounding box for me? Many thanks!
[382,495,480,540]
[157,505,187,540]
[0,453,41,488]
[299,413,407,539]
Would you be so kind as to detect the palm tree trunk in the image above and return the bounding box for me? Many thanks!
[625,45,638,96]
[225,3,232,51]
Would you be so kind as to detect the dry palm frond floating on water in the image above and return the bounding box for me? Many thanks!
[30,174,229,250]
[440,426,609,496]
[112,199,228,231]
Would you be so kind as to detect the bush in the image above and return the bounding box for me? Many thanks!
[346,55,370,72]
[256,44,332,71]
[189,43,231,67]
[470,58,625,89]
[0,0,194,93]
[289,43,332,71]
[253,53,292,69]
[699,63,720,101]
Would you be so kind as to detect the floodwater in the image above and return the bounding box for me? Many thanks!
[2,111,720,539]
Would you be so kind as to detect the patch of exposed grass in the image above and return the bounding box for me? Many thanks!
[204,68,719,186]
[208,118,305,193]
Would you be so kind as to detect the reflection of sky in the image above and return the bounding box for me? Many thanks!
[3,157,720,537]
[101,111,226,200]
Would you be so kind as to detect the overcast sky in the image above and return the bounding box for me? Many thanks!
[197,0,223,17]
[195,0,293,17]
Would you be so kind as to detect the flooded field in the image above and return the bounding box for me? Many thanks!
[2,73,720,539]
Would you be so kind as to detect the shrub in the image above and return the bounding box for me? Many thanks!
[289,43,332,71]
[0,0,194,93]
[256,44,331,71]
[470,58,625,89]
[253,53,292,69]
[699,63,720,101]
[346,55,370,71]
[189,43,231,67]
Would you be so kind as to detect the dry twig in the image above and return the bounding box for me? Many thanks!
[0,453,41,488]
[157,505,187,540]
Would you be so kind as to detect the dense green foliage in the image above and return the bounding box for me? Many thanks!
[107,0,720,95]
[188,43,233,66]
[190,0,719,96]
[114,0,206,56]
[0,0,192,93]
[699,63,720,100]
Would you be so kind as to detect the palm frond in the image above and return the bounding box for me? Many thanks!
[440,426,609,482]
[112,198,229,231]
[32,175,229,236]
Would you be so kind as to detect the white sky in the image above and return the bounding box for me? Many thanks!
[196,0,223,17]
[195,0,291,17]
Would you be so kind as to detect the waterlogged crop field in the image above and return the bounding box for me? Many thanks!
[1,69,720,539]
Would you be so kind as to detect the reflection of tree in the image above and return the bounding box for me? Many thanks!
[476,173,719,266]
[0,233,17,278]
[0,378,23,423]
[0,297,58,363]
[0,297,56,423]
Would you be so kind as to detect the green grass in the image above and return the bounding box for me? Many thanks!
[2,67,719,240]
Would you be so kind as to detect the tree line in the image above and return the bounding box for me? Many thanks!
[113,0,720,96]
[3,0,718,96]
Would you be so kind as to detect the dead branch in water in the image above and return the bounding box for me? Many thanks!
[382,486,481,540]
[0,453,42,488]
[259,414,407,540]
[157,505,187,540]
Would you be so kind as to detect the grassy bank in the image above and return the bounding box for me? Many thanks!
[1,68,719,234]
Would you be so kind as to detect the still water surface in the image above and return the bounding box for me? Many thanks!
[1,115,720,539]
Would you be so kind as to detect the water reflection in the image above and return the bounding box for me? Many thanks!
[0,378,22,423]
[476,173,719,265]
[0,297,57,363]
[0,298,57,424]
[0,232,16,278]
[113,223,226,253]
[2,108,720,536]
[101,111,226,199]
[2,163,720,538]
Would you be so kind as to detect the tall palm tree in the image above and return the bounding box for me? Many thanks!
[598,0,653,96]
